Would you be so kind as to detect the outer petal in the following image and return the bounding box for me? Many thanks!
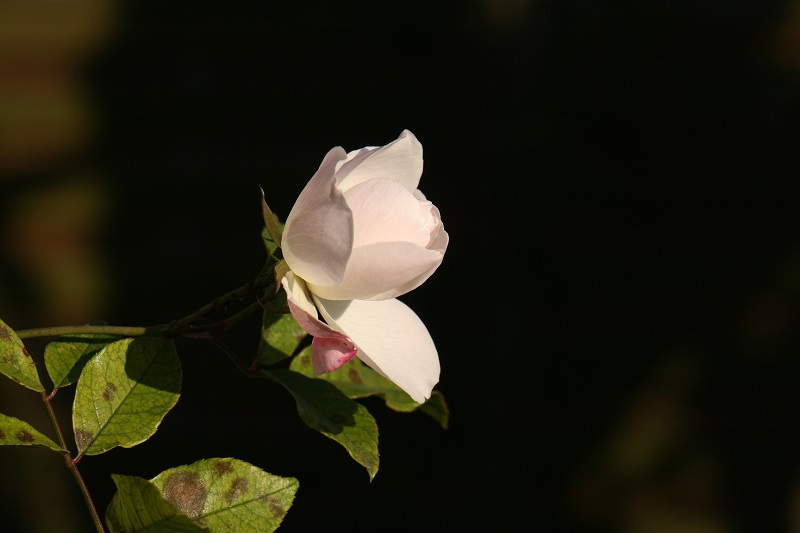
[282,146,354,286]
[335,130,423,194]
[313,296,440,403]
[308,242,444,301]
[281,274,357,374]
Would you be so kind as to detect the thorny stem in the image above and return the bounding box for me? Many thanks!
[42,391,106,533]
[16,268,278,340]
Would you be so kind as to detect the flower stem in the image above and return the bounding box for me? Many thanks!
[16,269,277,340]
[42,391,106,533]
[18,325,153,340]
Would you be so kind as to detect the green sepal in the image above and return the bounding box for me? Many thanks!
[260,187,283,251]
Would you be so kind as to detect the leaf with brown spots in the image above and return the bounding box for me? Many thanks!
[0,413,63,451]
[72,337,181,455]
[150,458,298,533]
[0,318,43,392]
[105,474,207,533]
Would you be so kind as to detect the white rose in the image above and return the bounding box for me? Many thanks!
[280,130,448,403]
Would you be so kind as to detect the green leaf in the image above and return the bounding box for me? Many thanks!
[149,458,298,532]
[266,368,379,480]
[0,318,43,392]
[257,305,307,366]
[106,474,208,533]
[0,413,64,451]
[260,187,283,250]
[73,337,181,456]
[417,391,450,430]
[289,348,450,429]
[45,330,120,390]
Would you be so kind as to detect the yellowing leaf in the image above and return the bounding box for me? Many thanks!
[150,458,298,532]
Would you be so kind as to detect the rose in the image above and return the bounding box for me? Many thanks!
[279,130,448,403]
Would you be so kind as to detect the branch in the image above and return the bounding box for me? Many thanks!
[16,266,280,340]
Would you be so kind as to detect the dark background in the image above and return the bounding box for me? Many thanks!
[2,1,800,531]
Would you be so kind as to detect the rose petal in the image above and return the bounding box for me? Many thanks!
[282,274,357,374]
[282,147,354,286]
[335,130,423,194]
[345,178,434,248]
[309,242,444,301]
[310,336,358,374]
[313,296,440,403]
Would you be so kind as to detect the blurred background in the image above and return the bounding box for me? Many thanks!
[2,0,800,531]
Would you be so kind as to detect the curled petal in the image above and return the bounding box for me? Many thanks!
[282,274,357,374]
[314,296,440,403]
[282,147,354,286]
[310,337,358,374]
[335,130,423,194]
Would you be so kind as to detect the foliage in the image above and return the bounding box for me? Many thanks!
[0,196,448,532]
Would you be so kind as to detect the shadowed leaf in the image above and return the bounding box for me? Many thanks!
[266,368,379,480]
[45,329,119,389]
[0,318,43,392]
[106,474,207,532]
[73,337,181,455]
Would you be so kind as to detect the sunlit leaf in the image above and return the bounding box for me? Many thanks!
[106,474,207,533]
[45,329,119,390]
[289,348,449,428]
[73,337,181,456]
[0,318,43,392]
[258,304,307,366]
[0,413,63,451]
[266,368,379,480]
[150,458,298,532]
